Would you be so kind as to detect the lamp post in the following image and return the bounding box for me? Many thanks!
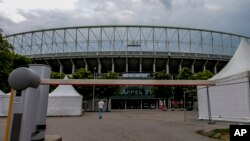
[92,67,96,111]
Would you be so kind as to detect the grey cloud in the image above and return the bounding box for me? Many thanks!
[0,0,249,37]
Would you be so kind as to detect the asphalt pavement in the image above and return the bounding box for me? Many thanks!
[0,110,231,141]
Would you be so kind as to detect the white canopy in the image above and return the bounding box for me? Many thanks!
[47,76,83,116]
[0,90,10,116]
[211,39,250,80]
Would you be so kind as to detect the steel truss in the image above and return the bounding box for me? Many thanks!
[5,25,250,58]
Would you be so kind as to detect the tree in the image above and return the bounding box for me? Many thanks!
[0,33,32,92]
[0,34,13,92]
[175,67,194,100]
[51,71,65,79]
[192,70,213,80]
[49,72,65,92]
[152,70,172,99]
[98,72,120,111]
[72,68,94,99]
[12,54,32,69]
[72,68,93,79]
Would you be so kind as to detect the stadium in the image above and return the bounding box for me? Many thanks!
[5,25,250,110]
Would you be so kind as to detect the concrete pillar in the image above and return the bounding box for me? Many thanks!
[112,58,115,72]
[126,58,128,72]
[139,58,142,73]
[214,61,219,74]
[70,59,75,74]
[83,58,88,70]
[97,58,101,74]
[44,60,50,67]
[179,59,183,71]
[166,58,169,74]
[57,60,63,73]
[203,60,208,71]
[191,59,196,73]
[153,58,156,72]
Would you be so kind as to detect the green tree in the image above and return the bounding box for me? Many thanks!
[192,70,213,80]
[72,68,93,99]
[0,34,13,92]
[152,70,172,99]
[175,67,194,100]
[0,33,32,92]
[12,54,32,69]
[49,72,65,92]
[98,72,120,111]
[51,71,65,79]
[72,68,93,79]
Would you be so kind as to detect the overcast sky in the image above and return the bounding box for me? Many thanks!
[0,0,250,36]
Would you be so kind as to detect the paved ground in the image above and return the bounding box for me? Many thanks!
[0,110,232,141]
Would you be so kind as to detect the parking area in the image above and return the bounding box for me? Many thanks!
[0,110,231,141]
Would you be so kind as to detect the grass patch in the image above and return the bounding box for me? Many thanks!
[197,128,229,141]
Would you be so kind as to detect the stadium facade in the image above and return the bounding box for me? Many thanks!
[6,25,250,110]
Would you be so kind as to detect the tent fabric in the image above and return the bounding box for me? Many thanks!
[0,90,10,116]
[198,72,250,122]
[198,39,250,122]
[210,39,250,80]
[47,76,83,116]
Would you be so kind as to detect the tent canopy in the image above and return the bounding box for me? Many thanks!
[211,39,250,80]
[0,90,6,95]
[49,76,82,97]
[47,76,82,116]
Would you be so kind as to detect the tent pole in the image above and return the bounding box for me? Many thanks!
[206,86,215,124]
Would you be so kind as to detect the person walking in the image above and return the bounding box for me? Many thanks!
[98,99,105,119]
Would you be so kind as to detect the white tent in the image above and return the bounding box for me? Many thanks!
[198,39,250,122]
[47,76,83,116]
[0,90,10,116]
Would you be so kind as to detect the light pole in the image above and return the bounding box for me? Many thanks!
[92,67,96,111]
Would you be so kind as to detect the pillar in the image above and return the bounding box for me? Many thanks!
[83,58,88,70]
[112,58,115,72]
[179,59,183,71]
[214,61,219,74]
[203,60,208,71]
[191,59,196,73]
[139,58,142,73]
[70,59,75,74]
[97,58,101,74]
[126,58,128,72]
[153,58,156,73]
[166,58,169,74]
[57,59,63,74]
